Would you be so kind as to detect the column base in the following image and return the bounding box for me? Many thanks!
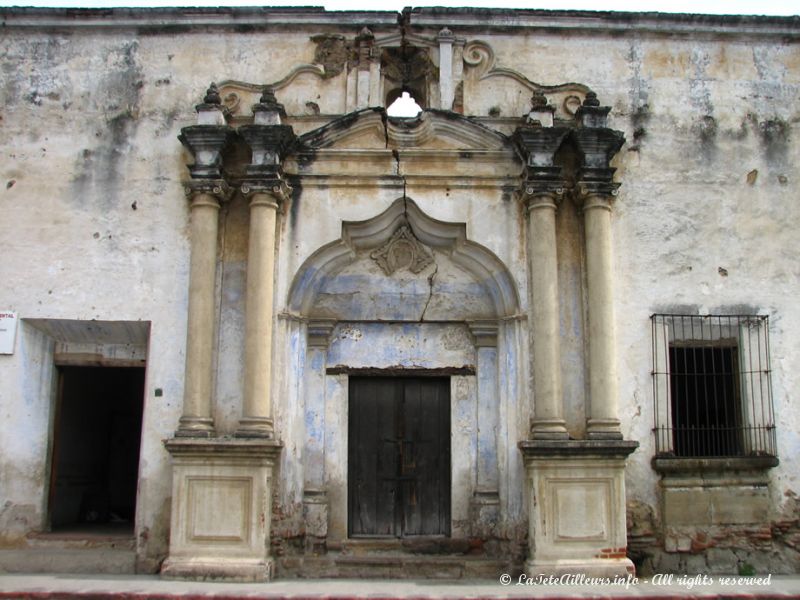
[586,418,622,440]
[524,557,636,578]
[531,419,569,440]
[175,416,215,438]
[519,439,638,578]
[161,557,275,582]
[235,416,274,438]
[162,437,282,583]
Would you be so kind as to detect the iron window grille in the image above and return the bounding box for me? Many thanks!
[651,314,776,458]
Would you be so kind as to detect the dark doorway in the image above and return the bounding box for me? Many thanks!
[348,376,450,538]
[48,366,145,533]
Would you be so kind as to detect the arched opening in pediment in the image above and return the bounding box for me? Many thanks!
[386,90,423,118]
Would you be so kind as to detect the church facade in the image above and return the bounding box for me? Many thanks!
[0,6,798,580]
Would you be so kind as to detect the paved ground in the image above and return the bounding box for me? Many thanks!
[0,574,798,599]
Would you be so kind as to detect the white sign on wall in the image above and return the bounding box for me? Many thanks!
[0,312,18,354]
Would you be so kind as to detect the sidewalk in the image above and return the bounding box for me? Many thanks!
[1,574,800,600]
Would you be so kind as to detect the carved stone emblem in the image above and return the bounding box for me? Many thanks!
[370,225,434,275]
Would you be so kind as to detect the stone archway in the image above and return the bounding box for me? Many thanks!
[286,197,520,554]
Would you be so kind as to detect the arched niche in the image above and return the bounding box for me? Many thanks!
[287,197,520,320]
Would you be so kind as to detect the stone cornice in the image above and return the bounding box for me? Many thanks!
[4,7,797,39]
[0,7,399,30]
[519,439,639,459]
[164,436,282,460]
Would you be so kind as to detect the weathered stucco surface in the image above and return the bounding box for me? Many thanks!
[0,6,798,576]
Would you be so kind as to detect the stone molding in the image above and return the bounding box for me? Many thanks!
[467,320,498,347]
[287,197,520,318]
[5,8,799,40]
[307,319,337,348]
[183,179,234,204]
[369,225,434,276]
[519,439,639,458]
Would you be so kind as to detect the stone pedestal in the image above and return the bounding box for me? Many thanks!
[519,440,638,577]
[161,438,282,582]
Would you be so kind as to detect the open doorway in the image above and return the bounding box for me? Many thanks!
[48,366,145,535]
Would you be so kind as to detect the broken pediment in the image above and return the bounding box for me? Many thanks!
[296,108,511,151]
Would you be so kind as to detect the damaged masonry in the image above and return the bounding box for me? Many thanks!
[0,5,799,582]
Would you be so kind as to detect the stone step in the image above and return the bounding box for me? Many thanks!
[0,548,137,574]
[279,554,514,579]
[1,573,799,600]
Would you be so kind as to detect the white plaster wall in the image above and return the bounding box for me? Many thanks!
[0,13,798,569]
[467,27,800,519]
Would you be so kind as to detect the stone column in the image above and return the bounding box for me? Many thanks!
[518,91,637,580]
[573,91,626,440]
[175,83,233,437]
[237,89,296,438]
[524,191,568,438]
[513,106,570,439]
[236,186,281,437]
[176,182,230,436]
[581,191,622,438]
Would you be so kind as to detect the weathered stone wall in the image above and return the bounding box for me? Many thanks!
[0,7,798,575]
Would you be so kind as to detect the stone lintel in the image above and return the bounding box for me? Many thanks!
[519,439,639,460]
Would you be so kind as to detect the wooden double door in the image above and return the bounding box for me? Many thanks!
[348,377,451,537]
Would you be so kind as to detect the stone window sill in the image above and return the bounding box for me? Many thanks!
[652,455,778,474]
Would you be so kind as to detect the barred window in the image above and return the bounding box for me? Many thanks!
[651,314,776,458]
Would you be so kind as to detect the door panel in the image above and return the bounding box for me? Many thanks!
[349,376,450,537]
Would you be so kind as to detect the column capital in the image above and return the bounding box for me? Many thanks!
[307,319,337,348]
[513,125,570,206]
[240,179,292,206]
[522,186,565,213]
[577,183,619,212]
[183,179,234,205]
[467,320,498,348]
[238,122,296,206]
